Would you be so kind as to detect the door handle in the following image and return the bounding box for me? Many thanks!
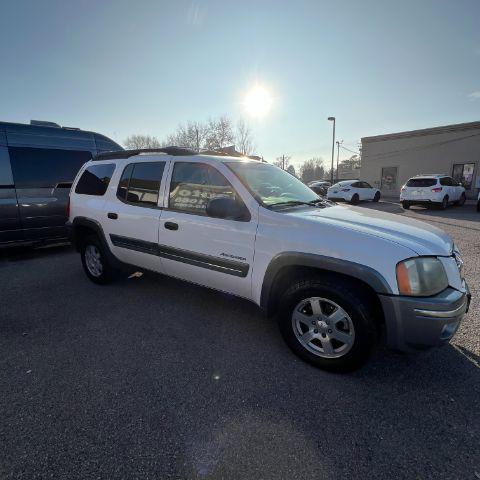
[107,212,118,219]
[164,221,178,231]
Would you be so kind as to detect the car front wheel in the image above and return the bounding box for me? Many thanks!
[277,277,377,372]
[440,195,449,210]
[373,191,381,202]
[402,201,410,209]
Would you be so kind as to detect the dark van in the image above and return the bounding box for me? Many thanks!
[0,120,122,247]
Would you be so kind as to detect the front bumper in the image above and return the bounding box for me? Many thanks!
[379,281,470,351]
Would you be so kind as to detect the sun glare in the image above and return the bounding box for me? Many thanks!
[243,85,273,118]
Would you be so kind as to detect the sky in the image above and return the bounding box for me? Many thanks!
[1,0,480,169]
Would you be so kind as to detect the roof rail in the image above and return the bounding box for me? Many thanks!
[93,146,197,161]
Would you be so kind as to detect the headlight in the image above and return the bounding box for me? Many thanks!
[396,257,448,296]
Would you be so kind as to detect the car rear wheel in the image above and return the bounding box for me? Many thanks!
[402,201,410,209]
[81,235,116,284]
[277,277,377,372]
[350,193,360,205]
[373,191,381,202]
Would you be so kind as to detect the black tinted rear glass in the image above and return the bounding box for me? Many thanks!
[9,147,92,188]
[406,178,437,187]
[75,164,115,195]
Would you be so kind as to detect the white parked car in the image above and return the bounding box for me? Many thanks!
[327,180,380,204]
[67,148,470,372]
[400,175,466,210]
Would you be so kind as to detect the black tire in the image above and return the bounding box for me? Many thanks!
[277,277,377,373]
[80,234,116,284]
[402,201,410,210]
[439,195,449,210]
[373,191,381,202]
[477,200,480,212]
[454,193,466,206]
[350,194,360,205]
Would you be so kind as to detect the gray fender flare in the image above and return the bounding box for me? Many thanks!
[260,252,392,314]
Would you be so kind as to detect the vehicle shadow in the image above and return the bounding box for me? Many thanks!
[0,242,72,263]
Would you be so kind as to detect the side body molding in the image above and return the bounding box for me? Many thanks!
[260,252,393,312]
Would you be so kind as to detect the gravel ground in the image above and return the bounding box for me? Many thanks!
[0,203,479,480]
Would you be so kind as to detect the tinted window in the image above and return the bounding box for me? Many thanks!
[116,164,134,201]
[440,177,453,186]
[9,147,92,188]
[350,182,360,188]
[362,181,372,188]
[406,178,437,187]
[169,162,239,214]
[75,164,115,195]
[117,162,165,207]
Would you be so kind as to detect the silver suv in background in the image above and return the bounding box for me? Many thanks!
[400,174,466,210]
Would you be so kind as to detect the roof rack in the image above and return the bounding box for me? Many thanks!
[93,146,197,161]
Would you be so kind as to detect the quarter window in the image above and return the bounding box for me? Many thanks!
[169,162,240,215]
[75,164,116,196]
[116,162,165,207]
[9,147,92,188]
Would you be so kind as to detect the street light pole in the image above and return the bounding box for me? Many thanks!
[328,117,335,184]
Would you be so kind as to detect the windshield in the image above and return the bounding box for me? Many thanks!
[227,161,324,208]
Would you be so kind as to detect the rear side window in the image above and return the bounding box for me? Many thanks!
[440,177,453,186]
[406,178,437,187]
[75,164,115,196]
[116,162,165,207]
[9,147,92,188]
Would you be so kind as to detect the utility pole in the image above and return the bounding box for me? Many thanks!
[328,117,336,184]
[336,140,343,182]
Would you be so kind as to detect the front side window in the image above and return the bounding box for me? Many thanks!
[75,164,115,196]
[117,162,165,207]
[9,147,92,188]
[227,161,323,208]
[169,162,240,215]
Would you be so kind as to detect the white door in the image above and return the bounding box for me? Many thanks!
[103,160,169,273]
[159,161,257,300]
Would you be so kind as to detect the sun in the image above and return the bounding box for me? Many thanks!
[243,85,273,118]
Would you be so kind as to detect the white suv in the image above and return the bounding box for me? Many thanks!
[400,175,466,210]
[67,148,470,372]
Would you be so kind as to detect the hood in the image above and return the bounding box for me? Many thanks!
[285,205,453,256]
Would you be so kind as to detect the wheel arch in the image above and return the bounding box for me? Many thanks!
[260,253,392,318]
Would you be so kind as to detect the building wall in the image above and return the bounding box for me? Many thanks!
[360,123,480,199]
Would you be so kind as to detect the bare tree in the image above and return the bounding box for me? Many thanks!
[236,119,255,155]
[274,155,291,170]
[205,116,235,150]
[165,121,208,151]
[286,164,296,177]
[299,157,325,183]
[124,134,161,149]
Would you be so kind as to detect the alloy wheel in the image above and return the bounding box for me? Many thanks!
[292,297,355,358]
[85,244,103,277]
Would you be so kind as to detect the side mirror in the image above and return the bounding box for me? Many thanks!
[206,197,250,221]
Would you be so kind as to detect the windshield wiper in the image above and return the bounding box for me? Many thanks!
[269,198,332,209]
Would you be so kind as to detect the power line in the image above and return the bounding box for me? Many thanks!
[340,145,360,155]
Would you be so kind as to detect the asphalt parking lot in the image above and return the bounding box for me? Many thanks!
[1,202,479,480]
